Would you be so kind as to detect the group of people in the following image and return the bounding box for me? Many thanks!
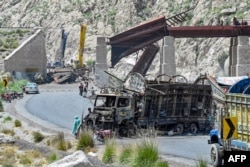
[79,81,88,97]
[79,80,96,97]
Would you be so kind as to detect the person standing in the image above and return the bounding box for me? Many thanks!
[79,83,83,96]
[83,82,88,97]
[83,108,92,120]
[90,87,95,96]
[72,116,81,138]
[85,81,89,90]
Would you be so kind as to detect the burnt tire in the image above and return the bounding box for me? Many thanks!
[86,120,94,131]
[119,126,128,137]
[190,123,198,134]
[210,143,222,167]
[176,123,184,134]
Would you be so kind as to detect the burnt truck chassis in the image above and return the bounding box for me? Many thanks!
[136,81,213,135]
[83,76,214,137]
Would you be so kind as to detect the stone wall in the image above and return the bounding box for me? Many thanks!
[4,29,47,79]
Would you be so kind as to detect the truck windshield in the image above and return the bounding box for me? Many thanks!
[95,95,116,107]
[118,98,130,107]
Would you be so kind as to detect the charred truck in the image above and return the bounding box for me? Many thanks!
[84,72,214,137]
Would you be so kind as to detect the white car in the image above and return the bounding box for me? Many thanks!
[25,82,39,94]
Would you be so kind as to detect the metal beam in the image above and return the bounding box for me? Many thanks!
[168,25,250,38]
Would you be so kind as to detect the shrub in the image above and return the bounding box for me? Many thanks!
[14,119,22,127]
[132,138,159,167]
[50,132,70,151]
[67,141,72,149]
[119,144,134,165]
[76,130,94,151]
[86,59,95,66]
[102,139,116,164]
[196,156,208,167]
[1,79,28,93]
[32,131,45,143]
[19,155,32,165]
[0,100,3,112]
[56,132,67,151]
[4,116,12,122]
[1,128,15,136]
[154,160,169,167]
[47,153,57,163]
[46,139,51,146]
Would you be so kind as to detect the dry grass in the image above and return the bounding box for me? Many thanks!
[102,139,117,164]
[49,132,70,151]
[26,150,42,159]
[1,127,15,136]
[195,156,208,167]
[0,146,18,167]
[19,154,32,165]
[76,130,94,151]
[118,144,135,165]
[0,112,52,166]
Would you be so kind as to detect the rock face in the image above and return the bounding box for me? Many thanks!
[48,150,92,167]
[0,0,250,80]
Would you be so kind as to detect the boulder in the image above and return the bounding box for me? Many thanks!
[0,133,15,144]
[48,150,92,167]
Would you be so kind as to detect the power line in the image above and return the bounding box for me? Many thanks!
[0,26,38,29]
[0,26,61,30]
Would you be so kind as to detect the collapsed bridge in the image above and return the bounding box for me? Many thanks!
[107,8,250,77]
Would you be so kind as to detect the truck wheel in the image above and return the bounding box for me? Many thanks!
[190,123,198,134]
[176,123,184,134]
[86,120,94,131]
[210,143,222,167]
[119,126,128,137]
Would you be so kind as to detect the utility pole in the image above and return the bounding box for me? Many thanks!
[60,27,67,67]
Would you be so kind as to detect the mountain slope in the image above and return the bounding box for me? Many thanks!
[0,0,249,80]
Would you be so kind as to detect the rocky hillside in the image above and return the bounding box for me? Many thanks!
[0,0,250,81]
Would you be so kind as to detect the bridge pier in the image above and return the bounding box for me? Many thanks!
[160,36,176,81]
[95,37,109,87]
[230,36,250,76]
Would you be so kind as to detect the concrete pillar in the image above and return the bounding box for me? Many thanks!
[95,37,108,87]
[236,36,250,76]
[160,36,176,81]
[229,37,237,76]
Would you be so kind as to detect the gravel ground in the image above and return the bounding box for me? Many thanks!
[0,81,207,167]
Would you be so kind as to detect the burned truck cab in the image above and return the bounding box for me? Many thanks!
[85,92,136,136]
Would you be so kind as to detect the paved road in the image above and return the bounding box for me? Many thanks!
[157,135,211,162]
[26,92,93,129]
